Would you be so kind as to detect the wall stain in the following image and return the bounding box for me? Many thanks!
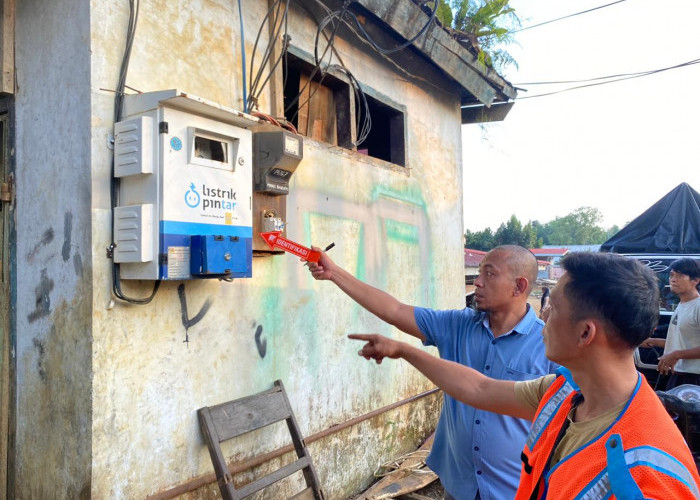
[28,268,54,323]
[62,211,73,261]
[26,228,54,263]
[254,324,267,358]
[177,283,212,344]
[73,252,83,278]
[18,292,92,499]
[32,337,47,382]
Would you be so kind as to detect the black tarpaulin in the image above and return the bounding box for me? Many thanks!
[600,182,700,254]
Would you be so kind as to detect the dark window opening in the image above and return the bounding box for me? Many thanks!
[283,53,352,148]
[359,94,405,166]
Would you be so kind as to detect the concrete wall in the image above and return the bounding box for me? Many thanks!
[13,0,466,498]
[13,0,93,497]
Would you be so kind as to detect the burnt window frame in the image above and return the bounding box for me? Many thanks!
[283,49,353,149]
[283,47,408,168]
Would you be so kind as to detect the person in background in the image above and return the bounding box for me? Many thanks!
[307,245,557,500]
[350,252,700,499]
[641,258,700,389]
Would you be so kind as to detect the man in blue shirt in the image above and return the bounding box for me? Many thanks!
[308,245,558,500]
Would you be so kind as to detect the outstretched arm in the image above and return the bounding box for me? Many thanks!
[308,248,424,341]
[349,333,536,420]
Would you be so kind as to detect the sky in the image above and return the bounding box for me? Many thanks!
[461,0,700,232]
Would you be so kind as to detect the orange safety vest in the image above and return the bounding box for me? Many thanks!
[516,367,700,500]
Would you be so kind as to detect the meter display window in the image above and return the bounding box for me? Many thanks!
[195,135,227,162]
[188,128,239,171]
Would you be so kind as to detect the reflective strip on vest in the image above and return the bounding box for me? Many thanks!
[574,438,700,500]
[526,381,576,449]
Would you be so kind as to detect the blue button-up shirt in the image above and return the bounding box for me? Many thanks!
[415,304,558,500]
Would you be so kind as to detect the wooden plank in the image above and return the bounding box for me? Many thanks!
[357,433,437,500]
[197,408,237,500]
[0,0,14,94]
[311,120,324,141]
[235,457,310,498]
[297,74,311,137]
[208,388,291,441]
[306,84,336,144]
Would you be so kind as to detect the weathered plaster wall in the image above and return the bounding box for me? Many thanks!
[14,0,93,497]
[86,1,464,498]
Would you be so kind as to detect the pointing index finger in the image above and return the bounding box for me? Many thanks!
[348,334,376,341]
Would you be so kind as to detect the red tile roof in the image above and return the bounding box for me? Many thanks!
[464,248,487,267]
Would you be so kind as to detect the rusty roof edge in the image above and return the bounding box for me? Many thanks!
[353,0,517,105]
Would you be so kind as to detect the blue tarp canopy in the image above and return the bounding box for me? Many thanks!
[600,182,700,254]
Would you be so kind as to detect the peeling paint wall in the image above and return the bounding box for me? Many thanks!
[13,0,465,498]
[14,0,93,498]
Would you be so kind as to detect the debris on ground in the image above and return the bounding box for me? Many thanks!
[352,433,439,499]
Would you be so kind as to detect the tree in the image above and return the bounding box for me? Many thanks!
[493,215,540,248]
[466,215,541,250]
[465,227,495,251]
[465,207,617,250]
[436,0,520,72]
[541,207,608,245]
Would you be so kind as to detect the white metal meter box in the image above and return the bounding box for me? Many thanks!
[113,90,259,280]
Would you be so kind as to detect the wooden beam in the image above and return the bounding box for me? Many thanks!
[354,0,517,104]
[0,0,14,95]
[461,102,515,124]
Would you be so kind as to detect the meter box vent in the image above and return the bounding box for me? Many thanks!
[115,116,154,177]
[114,204,154,263]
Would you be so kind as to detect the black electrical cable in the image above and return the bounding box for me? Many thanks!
[342,0,438,55]
[248,0,290,113]
[515,58,700,86]
[284,2,350,119]
[286,5,351,125]
[291,0,371,145]
[308,0,437,86]
[110,0,161,305]
[248,0,289,112]
[511,0,630,34]
[516,58,700,100]
[284,0,436,140]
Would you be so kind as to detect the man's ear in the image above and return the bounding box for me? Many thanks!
[514,277,529,297]
[579,320,597,347]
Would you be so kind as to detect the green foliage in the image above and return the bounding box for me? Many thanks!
[493,215,540,247]
[437,0,520,72]
[465,207,617,250]
[539,207,608,245]
[465,227,495,251]
[466,215,541,250]
[436,0,454,28]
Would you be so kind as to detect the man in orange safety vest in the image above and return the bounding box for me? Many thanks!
[349,251,700,499]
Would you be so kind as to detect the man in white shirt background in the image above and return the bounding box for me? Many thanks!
[641,258,700,389]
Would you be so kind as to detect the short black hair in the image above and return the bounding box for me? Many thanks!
[670,258,700,291]
[560,252,659,349]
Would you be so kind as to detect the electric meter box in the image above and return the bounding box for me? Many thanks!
[113,90,259,280]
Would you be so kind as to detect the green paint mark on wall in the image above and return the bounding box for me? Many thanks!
[384,219,418,244]
[370,184,427,212]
